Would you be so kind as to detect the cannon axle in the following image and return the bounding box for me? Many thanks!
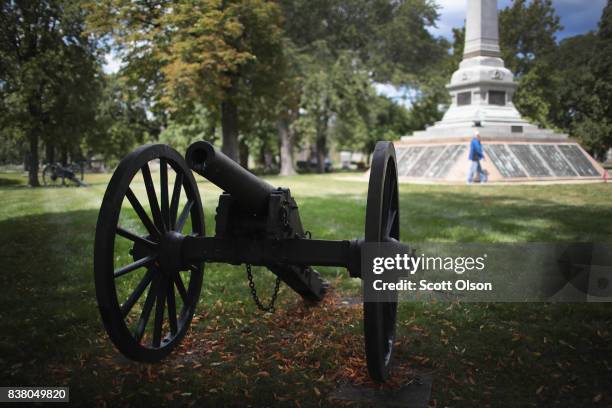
[182,236,363,276]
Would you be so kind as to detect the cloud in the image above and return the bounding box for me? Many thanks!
[103,51,122,74]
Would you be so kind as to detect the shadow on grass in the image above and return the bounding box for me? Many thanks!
[0,210,100,382]
[0,177,22,187]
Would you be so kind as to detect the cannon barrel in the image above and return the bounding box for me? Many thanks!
[186,141,276,215]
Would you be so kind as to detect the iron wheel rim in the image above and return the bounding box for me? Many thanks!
[363,141,400,382]
[94,144,205,361]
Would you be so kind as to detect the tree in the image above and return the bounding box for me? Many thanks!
[568,1,612,159]
[347,95,411,155]
[593,0,612,128]
[280,0,445,84]
[495,0,563,127]
[275,40,305,176]
[280,0,446,171]
[499,0,562,77]
[87,0,285,163]
[159,104,218,159]
[403,27,459,133]
[0,0,101,186]
[87,74,156,163]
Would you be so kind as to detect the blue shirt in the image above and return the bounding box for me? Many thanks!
[468,138,484,161]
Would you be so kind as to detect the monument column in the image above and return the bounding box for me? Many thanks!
[464,0,501,58]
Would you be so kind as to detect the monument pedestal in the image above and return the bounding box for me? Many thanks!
[395,136,604,184]
[395,0,605,183]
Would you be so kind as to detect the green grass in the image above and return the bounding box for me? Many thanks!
[0,171,610,407]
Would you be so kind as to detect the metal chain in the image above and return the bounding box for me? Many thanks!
[246,264,281,313]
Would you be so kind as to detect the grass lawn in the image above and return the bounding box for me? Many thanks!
[0,170,611,407]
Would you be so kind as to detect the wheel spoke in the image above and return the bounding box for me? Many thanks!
[169,172,183,230]
[174,273,188,303]
[141,164,166,233]
[384,173,396,215]
[126,188,160,238]
[152,276,167,347]
[135,275,159,342]
[384,209,398,239]
[160,158,170,230]
[116,227,158,249]
[114,255,156,278]
[167,277,178,335]
[121,269,154,318]
[176,200,194,233]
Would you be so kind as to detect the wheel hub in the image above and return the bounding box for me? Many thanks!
[158,231,186,274]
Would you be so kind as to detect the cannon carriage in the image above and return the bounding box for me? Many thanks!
[94,140,405,382]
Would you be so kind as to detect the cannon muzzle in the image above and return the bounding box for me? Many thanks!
[186,141,276,215]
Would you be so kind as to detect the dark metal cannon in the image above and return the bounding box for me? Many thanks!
[94,140,403,382]
[42,162,85,187]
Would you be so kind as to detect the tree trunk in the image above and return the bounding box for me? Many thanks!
[221,100,240,162]
[239,138,249,169]
[28,133,40,187]
[259,144,274,172]
[315,133,327,174]
[61,148,68,166]
[45,142,55,163]
[278,118,296,176]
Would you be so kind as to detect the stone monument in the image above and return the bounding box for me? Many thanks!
[394,0,605,183]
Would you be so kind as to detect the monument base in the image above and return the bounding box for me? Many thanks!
[394,134,605,184]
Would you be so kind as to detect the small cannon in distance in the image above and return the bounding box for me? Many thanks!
[42,162,86,187]
[94,140,404,382]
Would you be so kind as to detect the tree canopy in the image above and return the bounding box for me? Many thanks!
[0,0,101,185]
[86,0,285,162]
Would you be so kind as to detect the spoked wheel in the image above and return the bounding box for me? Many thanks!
[42,164,63,187]
[94,144,205,361]
[364,141,400,382]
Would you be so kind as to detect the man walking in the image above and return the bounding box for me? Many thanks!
[467,131,487,184]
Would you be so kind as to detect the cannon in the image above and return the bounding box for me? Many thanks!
[42,162,86,187]
[94,140,404,382]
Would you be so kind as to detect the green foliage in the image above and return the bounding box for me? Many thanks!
[159,105,218,157]
[594,0,612,125]
[550,34,599,130]
[281,0,444,167]
[280,0,446,85]
[401,27,460,134]
[86,0,285,161]
[0,0,102,184]
[495,0,562,129]
[88,75,154,163]
[406,95,444,133]
[294,48,377,158]
[513,62,562,129]
[546,5,612,158]
[499,0,562,76]
[367,96,411,149]
[571,117,612,161]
